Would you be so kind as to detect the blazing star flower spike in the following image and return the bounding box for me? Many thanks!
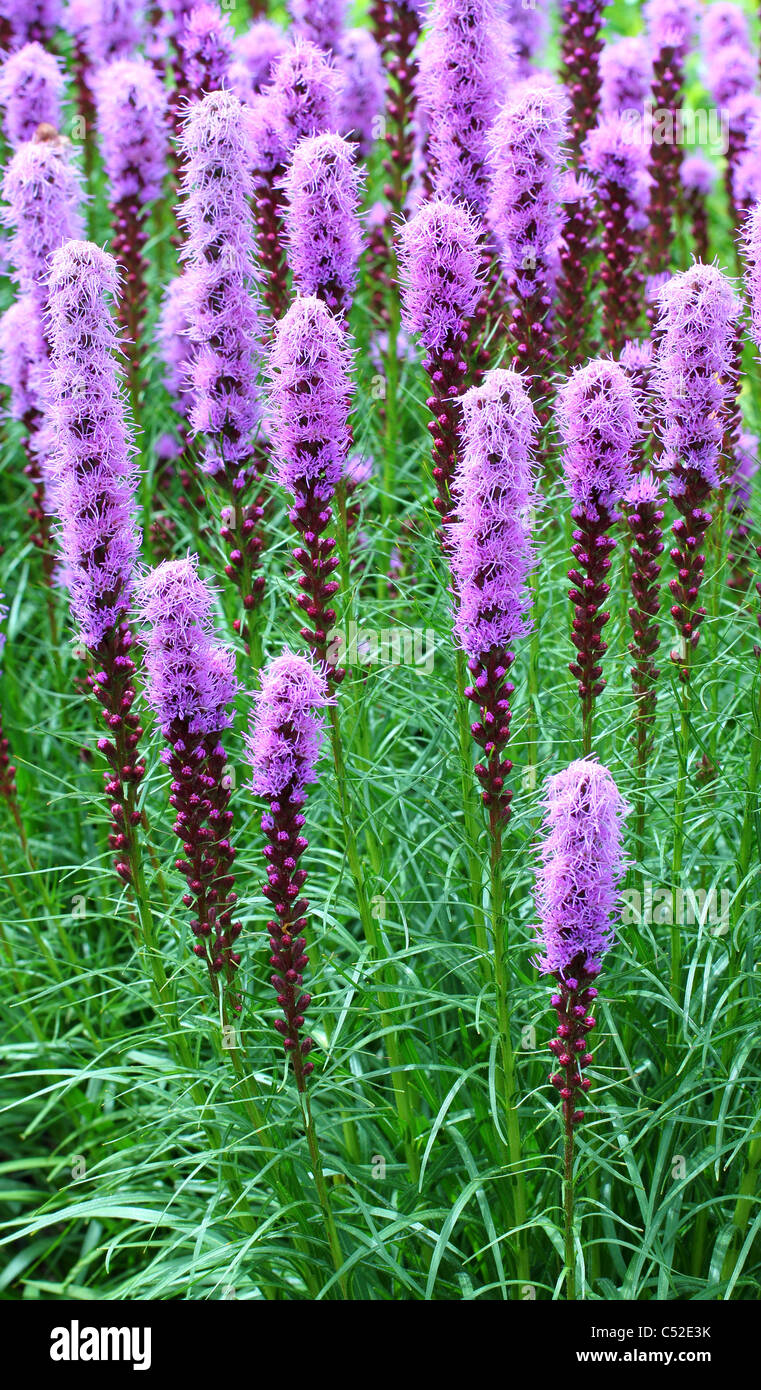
[289,0,346,55]
[179,1,234,96]
[268,38,342,156]
[338,27,385,156]
[599,35,652,117]
[533,756,630,979]
[558,358,639,510]
[94,56,168,206]
[453,369,538,658]
[233,19,288,95]
[137,555,241,988]
[645,0,698,57]
[5,0,62,48]
[417,0,515,217]
[246,649,333,1080]
[282,132,364,313]
[65,0,142,65]
[398,198,482,357]
[1,137,83,306]
[744,202,761,348]
[0,41,64,146]
[47,240,140,650]
[535,757,630,1131]
[701,1,751,58]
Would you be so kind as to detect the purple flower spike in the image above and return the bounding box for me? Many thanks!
[246,649,333,1083]
[417,0,514,219]
[269,37,342,153]
[0,41,64,146]
[555,172,597,370]
[398,198,482,530]
[645,0,698,275]
[533,756,630,1128]
[583,115,650,353]
[282,132,364,313]
[453,369,538,828]
[599,36,652,117]
[65,0,142,64]
[47,240,145,884]
[743,202,761,349]
[95,57,168,382]
[231,19,288,99]
[289,0,346,56]
[680,152,716,260]
[501,0,549,75]
[559,360,638,744]
[138,556,243,996]
[560,0,607,158]
[1,136,83,310]
[705,42,756,108]
[338,28,385,157]
[654,263,741,678]
[178,1,234,98]
[701,2,750,55]
[0,294,53,570]
[4,0,62,49]
[268,295,352,676]
[488,76,568,403]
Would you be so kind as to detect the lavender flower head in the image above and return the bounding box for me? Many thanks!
[338,27,385,156]
[246,650,331,798]
[0,295,44,420]
[645,0,698,56]
[680,150,718,196]
[94,57,168,204]
[282,132,364,311]
[178,88,262,479]
[268,38,342,157]
[0,42,63,146]
[179,2,234,95]
[501,0,549,74]
[701,2,751,57]
[743,201,761,347]
[533,757,630,978]
[65,0,142,65]
[47,241,140,648]
[583,113,651,217]
[398,198,482,356]
[288,0,346,56]
[452,369,538,657]
[599,36,652,117]
[654,262,741,493]
[3,0,62,48]
[138,556,237,737]
[2,138,83,306]
[705,42,756,107]
[418,0,515,217]
[558,359,639,510]
[230,18,288,100]
[268,294,352,496]
[487,76,568,288]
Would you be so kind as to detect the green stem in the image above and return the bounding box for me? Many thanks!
[455,650,489,975]
[564,1116,576,1299]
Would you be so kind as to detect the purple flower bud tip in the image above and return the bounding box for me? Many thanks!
[558,359,639,509]
[268,294,352,499]
[246,650,333,801]
[0,41,64,147]
[533,757,630,977]
[398,198,482,356]
[282,132,363,309]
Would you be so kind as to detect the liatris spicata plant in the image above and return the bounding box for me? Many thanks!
[0,295,55,581]
[47,241,144,884]
[680,152,716,261]
[65,0,143,181]
[178,89,268,640]
[282,133,363,314]
[231,19,288,97]
[137,556,242,995]
[502,0,549,75]
[654,262,741,683]
[583,115,650,354]
[0,41,63,146]
[290,0,346,56]
[246,649,333,1080]
[625,470,665,853]
[417,0,512,220]
[645,0,698,275]
[338,27,385,158]
[2,135,83,537]
[560,0,606,159]
[452,369,538,833]
[558,359,639,753]
[555,172,597,370]
[701,1,750,54]
[251,40,342,321]
[599,35,652,117]
[371,1,421,220]
[268,295,352,679]
[533,756,630,1300]
[178,1,233,100]
[3,0,61,49]
[487,77,568,410]
[398,198,482,535]
[94,57,168,399]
